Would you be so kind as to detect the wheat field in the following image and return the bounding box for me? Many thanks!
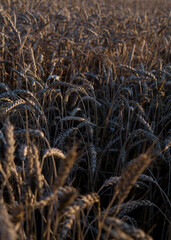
[0,0,170,239]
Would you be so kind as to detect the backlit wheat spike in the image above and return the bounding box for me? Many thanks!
[0,198,17,240]
[61,193,99,238]
[111,62,117,82]
[54,145,77,189]
[57,186,77,199]
[25,145,34,184]
[4,120,17,177]
[0,97,13,103]
[29,47,37,75]
[0,163,15,204]
[61,204,81,238]
[69,107,81,116]
[128,44,136,65]
[115,153,153,212]
[103,224,134,240]
[33,186,77,209]
[42,148,66,161]
[0,99,26,115]
[41,147,66,170]
[57,186,78,210]
[31,144,44,198]
[79,192,99,208]
[105,217,153,240]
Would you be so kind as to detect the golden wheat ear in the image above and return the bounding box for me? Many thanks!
[98,152,153,239]
[0,197,17,240]
[53,144,78,190]
[4,120,16,176]
[114,153,153,212]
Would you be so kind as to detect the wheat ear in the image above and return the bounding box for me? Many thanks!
[0,197,17,240]
[114,153,152,213]
[54,145,77,189]
[98,153,153,239]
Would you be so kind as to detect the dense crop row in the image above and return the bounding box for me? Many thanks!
[0,0,170,239]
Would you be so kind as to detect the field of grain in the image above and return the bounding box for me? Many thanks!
[0,0,170,239]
